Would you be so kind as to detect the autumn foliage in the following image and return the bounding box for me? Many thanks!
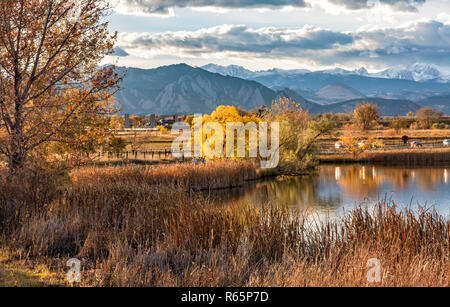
[0,0,120,173]
[353,102,380,131]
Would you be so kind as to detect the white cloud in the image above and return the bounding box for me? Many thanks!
[115,20,450,70]
[437,13,450,24]
[115,0,426,16]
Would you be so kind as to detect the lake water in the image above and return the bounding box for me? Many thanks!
[211,164,450,218]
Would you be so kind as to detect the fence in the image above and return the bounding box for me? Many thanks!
[315,141,450,156]
[98,149,178,162]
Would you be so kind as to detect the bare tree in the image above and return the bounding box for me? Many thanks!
[415,107,443,129]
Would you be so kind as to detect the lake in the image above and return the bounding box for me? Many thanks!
[210,164,450,218]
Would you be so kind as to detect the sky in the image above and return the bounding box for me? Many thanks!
[102,0,450,73]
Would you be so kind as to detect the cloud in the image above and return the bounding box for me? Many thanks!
[329,0,426,12]
[117,0,308,15]
[116,0,426,15]
[118,25,353,55]
[320,20,450,67]
[116,20,450,69]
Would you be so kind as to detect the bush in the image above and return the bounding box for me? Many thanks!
[107,136,127,154]
[416,107,443,129]
[431,123,446,129]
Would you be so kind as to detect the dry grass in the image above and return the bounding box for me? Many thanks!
[319,148,450,165]
[71,160,258,190]
[116,131,175,151]
[0,248,67,287]
[0,162,448,287]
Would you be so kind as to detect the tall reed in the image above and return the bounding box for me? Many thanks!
[0,162,448,286]
[320,148,450,165]
[70,160,257,190]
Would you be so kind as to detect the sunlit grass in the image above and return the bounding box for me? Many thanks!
[319,147,450,164]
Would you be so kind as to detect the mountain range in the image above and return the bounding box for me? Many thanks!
[201,63,450,103]
[201,63,450,84]
[113,63,450,116]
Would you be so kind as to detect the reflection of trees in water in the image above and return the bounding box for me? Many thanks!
[412,168,448,192]
[257,177,321,209]
[208,164,450,213]
[202,181,257,204]
[320,164,450,198]
[253,176,343,211]
[375,166,448,193]
[321,165,384,199]
[209,175,342,212]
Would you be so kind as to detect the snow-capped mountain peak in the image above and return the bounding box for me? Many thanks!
[200,63,450,83]
[200,64,254,79]
[200,64,310,79]
[375,63,447,82]
[318,67,369,77]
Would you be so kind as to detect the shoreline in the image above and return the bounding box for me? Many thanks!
[318,148,450,165]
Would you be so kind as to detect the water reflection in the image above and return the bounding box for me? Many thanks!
[210,164,450,216]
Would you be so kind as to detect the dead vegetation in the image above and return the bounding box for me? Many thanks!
[0,162,448,287]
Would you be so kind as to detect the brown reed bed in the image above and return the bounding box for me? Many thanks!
[319,148,450,165]
[0,163,449,287]
[70,160,258,190]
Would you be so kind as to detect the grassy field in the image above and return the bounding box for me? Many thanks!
[114,129,450,152]
[116,131,175,151]
[0,161,448,287]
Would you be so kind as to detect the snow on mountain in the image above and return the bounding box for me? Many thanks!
[202,63,449,83]
[112,63,448,116]
[200,64,310,79]
[318,67,369,77]
[374,63,448,82]
[200,64,255,79]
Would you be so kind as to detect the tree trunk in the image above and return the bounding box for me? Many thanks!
[8,109,25,176]
[8,151,25,176]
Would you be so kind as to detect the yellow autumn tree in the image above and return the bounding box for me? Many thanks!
[110,115,125,130]
[264,98,335,174]
[46,85,118,165]
[129,116,143,128]
[192,106,261,160]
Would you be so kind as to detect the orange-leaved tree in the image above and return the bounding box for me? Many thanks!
[0,0,121,174]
